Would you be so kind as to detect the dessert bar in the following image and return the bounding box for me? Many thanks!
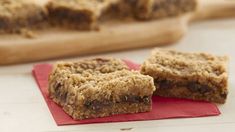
[141,49,228,103]
[49,58,155,120]
[0,0,47,33]
[46,0,197,30]
[133,0,197,19]
[46,0,119,30]
[0,0,197,33]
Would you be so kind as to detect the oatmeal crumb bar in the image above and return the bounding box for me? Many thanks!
[124,0,197,20]
[49,58,155,120]
[46,0,119,30]
[141,49,228,104]
[46,0,197,30]
[0,0,47,33]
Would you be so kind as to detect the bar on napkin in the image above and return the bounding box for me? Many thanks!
[32,60,220,126]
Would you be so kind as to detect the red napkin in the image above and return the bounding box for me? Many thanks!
[32,60,220,126]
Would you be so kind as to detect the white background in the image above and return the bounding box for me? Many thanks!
[0,18,235,132]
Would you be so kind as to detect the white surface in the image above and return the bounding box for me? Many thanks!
[0,18,235,132]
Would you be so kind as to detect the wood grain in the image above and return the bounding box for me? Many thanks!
[0,0,235,65]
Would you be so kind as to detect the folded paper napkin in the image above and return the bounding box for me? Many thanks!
[32,60,220,126]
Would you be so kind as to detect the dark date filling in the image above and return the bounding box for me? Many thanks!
[155,79,228,101]
[48,7,93,29]
[0,19,8,30]
[84,96,151,110]
[53,82,69,105]
[155,79,214,94]
[52,82,151,110]
[0,10,46,33]
[152,0,196,15]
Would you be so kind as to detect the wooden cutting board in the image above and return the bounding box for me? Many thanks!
[0,0,235,65]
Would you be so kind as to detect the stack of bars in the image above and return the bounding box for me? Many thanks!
[48,49,229,120]
[0,0,197,33]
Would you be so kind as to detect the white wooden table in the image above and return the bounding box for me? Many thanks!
[0,18,235,132]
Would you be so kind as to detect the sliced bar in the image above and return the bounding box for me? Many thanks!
[133,0,197,20]
[0,0,47,33]
[141,49,228,103]
[46,0,119,30]
[49,58,155,120]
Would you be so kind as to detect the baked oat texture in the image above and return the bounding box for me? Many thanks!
[0,0,197,33]
[134,0,197,19]
[49,58,155,120]
[46,0,197,30]
[141,48,228,103]
[46,0,119,30]
[0,0,47,33]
